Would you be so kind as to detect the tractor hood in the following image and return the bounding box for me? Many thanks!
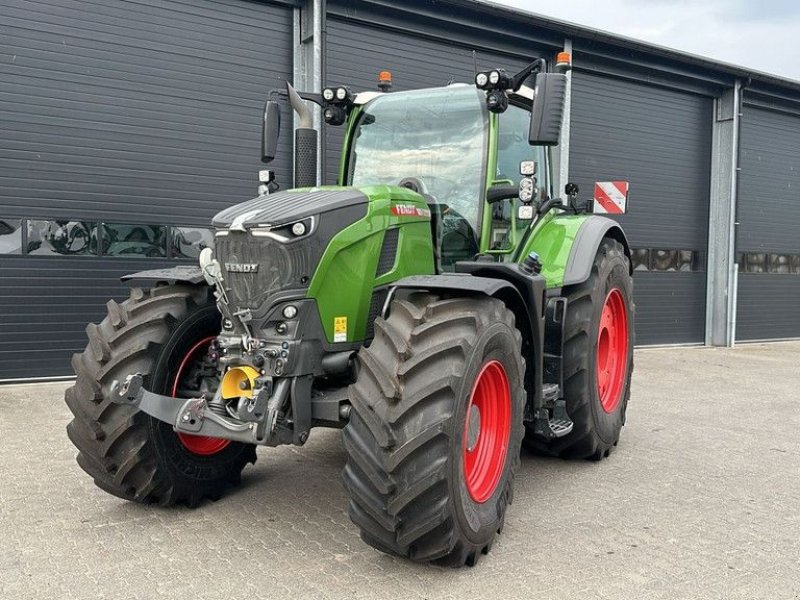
[209,188,369,315]
[212,188,368,230]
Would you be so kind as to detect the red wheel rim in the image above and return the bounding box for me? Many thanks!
[171,336,230,456]
[596,288,629,414]
[462,360,512,504]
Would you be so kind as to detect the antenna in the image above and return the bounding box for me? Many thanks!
[472,50,478,78]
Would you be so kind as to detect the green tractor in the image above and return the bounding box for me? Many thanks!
[66,54,634,567]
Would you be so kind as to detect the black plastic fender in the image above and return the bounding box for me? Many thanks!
[120,265,206,288]
[563,216,632,287]
[390,270,546,416]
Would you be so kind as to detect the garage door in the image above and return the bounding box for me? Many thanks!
[735,103,800,341]
[0,0,294,380]
[324,16,537,184]
[569,72,713,345]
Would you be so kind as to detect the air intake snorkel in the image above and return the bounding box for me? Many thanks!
[287,82,318,188]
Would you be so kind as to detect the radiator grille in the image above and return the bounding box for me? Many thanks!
[215,232,313,311]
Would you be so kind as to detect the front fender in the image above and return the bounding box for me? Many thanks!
[522,214,631,288]
[120,265,206,288]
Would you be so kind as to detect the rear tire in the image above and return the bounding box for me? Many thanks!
[65,284,256,507]
[342,294,525,566]
[525,238,634,460]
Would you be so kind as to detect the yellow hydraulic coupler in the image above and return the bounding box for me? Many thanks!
[220,365,261,400]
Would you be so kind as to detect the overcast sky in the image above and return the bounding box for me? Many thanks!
[490,0,800,82]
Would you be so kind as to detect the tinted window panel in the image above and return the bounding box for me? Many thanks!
[102,223,167,257]
[27,220,97,255]
[0,219,22,254]
[172,227,214,259]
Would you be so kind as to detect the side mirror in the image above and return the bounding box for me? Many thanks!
[529,72,567,146]
[261,100,281,163]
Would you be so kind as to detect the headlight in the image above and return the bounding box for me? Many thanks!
[336,87,348,101]
[489,71,500,85]
[475,72,489,88]
[322,88,335,101]
[519,178,535,203]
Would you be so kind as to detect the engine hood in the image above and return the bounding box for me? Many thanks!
[212,188,368,230]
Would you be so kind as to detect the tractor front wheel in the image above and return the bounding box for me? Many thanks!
[342,294,525,566]
[65,284,256,507]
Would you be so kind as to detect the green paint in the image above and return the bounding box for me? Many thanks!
[307,184,435,343]
[520,212,590,288]
[479,111,500,254]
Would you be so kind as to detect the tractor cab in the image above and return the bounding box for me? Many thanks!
[344,84,550,270]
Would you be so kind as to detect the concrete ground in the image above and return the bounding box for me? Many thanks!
[1,343,799,600]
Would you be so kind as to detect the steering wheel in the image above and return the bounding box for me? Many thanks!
[397,176,478,267]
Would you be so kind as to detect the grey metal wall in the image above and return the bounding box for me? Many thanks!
[569,72,713,345]
[735,102,800,341]
[0,0,294,379]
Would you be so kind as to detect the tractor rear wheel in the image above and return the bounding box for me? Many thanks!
[342,294,525,566]
[65,284,256,507]
[525,238,634,459]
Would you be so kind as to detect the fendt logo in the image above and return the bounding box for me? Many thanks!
[225,263,259,273]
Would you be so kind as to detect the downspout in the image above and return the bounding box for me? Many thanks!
[727,78,745,347]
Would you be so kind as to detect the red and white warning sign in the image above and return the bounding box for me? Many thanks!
[593,181,630,215]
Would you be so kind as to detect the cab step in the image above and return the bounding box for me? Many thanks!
[532,387,574,440]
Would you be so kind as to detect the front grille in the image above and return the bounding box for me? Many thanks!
[215,232,314,311]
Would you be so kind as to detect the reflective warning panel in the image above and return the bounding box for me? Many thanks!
[593,181,629,214]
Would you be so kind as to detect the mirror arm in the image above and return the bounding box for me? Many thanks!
[486,185,520,204]
[511,58,547,91]
[537,197,574,216]
[268,88,324,107]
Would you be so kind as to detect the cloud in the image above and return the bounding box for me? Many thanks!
[491,0,800,81]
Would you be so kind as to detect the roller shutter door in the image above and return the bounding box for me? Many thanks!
[735,103,800,341]
[0,0,294,379]
[569,72,713,345]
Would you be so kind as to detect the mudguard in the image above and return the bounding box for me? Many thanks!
[563,216,632,286]
[120,265,206,288]
[390,271,546,413]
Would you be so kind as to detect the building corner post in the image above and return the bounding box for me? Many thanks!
[555,38,573,197]
[705,79,742,347]
[293,0,325,184]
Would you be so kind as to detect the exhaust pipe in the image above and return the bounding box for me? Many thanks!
[287,82,318,188]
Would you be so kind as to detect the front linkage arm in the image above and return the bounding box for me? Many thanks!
[109,374,288,446]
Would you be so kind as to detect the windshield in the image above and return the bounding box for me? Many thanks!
[349,86,488,235]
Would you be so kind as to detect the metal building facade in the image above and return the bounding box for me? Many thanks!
[0,0,295,379]
[1,0,800,380]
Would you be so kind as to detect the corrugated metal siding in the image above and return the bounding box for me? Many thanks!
[735,105,800,341]
[737,106,800,254]
[737,276,800,341]
[0,0,294,379]
[324,16,535,184]
[0,256,174,379]
[0,0,294,224]
[569,71,713,344]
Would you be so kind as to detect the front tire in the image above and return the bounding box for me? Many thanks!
[65,284,256,507]
[525,238,634,459]
[342,294,525,566]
